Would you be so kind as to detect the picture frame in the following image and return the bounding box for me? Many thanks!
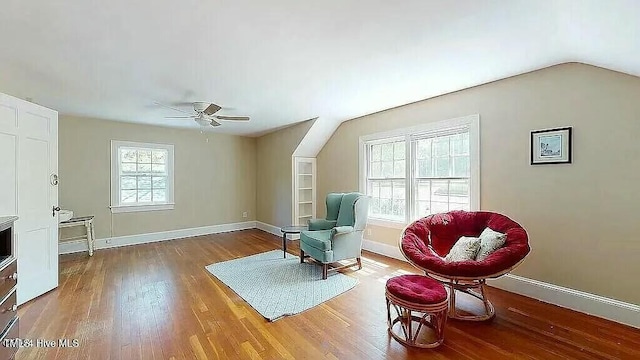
[530,127,572,165]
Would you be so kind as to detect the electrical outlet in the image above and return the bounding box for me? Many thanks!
[242,211,248,218]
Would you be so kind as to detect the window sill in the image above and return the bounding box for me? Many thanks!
[367,218,408,229]
[110,203,175,214]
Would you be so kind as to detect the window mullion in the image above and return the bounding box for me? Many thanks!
[390,180,395,219]
[429,179,433,214]
[405,134,412,223]
[366,144,371,180]
[446,179,451,212]
[117,151,122,206]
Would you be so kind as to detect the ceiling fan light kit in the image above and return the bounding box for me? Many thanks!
[193,102,208,113]
[194,116,211,127]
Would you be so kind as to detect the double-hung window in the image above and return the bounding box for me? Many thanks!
[110,141,175,213]
[366,138,407,222]
[360,115,479,227]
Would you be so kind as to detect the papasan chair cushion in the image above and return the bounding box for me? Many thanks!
[401,211,530,279]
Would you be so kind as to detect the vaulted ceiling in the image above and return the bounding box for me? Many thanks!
[0,0,638,136]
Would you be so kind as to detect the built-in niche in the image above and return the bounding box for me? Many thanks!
[0,222,13,265]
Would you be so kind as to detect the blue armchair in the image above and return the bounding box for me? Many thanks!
[300,192,370,279]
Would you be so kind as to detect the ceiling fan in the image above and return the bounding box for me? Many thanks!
[155,101,250,127]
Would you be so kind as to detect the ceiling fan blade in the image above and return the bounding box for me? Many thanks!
[172,102,196,107]
[203,103,222,115]
[214,116,250,121]
[153,102,192,114]
[165,116,195,119]
[210,119,222,127]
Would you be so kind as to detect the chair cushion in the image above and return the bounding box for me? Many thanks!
[425,212,484,257]
[400,211,530,278]
[308,219,337,231]
[476,227,507,261]
[336,192,361,227]
[326,193,344,221]
[300,230,333,251]
[444,236,481,263]
[386,275,447,304]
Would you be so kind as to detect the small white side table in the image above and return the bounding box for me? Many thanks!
[59,216,96,256]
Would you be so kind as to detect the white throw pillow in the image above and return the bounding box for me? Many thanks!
[444,236,481,263]
[475,227,507,261]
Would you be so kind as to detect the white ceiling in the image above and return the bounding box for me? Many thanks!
[0,0,638,136]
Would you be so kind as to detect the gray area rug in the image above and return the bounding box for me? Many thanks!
[205,250,358,321]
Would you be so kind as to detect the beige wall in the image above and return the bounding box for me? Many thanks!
[59,115,256,239]
[256,120,314,226]
[316,63,640,304]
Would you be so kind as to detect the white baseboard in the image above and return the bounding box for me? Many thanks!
[255,221,299,240]
[489,274,640,328]
[362,239,405,261]
[255,221,281,236]
[59,221,257,255]
[360,238,639,329]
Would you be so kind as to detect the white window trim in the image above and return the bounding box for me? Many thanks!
[110,140,175,214]
[359,114,480,228]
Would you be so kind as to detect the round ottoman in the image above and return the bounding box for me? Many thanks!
[385,275,449,348]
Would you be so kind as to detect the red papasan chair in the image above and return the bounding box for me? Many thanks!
[399,211,530,321]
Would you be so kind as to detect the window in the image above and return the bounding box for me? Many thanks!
[360,115,479,227]
[366,139,406,222]
[110,141,174,213]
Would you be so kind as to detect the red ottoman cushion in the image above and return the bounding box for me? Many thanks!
[386,275,447,304]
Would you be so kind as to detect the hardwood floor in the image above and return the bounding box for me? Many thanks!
[17,229,639,359]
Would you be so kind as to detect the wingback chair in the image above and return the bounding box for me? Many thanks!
[300,192,370,279]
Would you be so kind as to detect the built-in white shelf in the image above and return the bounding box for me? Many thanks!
[293,157,316,226]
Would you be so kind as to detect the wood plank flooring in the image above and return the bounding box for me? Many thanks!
[17,229,640,359]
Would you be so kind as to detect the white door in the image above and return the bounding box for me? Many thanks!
[0,93,58,305]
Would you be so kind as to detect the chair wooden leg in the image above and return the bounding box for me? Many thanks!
[448,284,456,318]
[322,264,328,280]
[446,280,495,321]
[357,257,362,270]
[300,249,305,263]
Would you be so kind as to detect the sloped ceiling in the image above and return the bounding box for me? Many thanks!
[0,0,638,136]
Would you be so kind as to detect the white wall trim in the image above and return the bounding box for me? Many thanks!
[59,221,256,254]
[109,203,175,214]
[255,221,299,239]
[255,221,281,236]
[367,218,407,229]
[360,237,639,329]
[489,274,640,329]
[362,238,406,261]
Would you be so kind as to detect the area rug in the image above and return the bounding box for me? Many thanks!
[205,250,358,321]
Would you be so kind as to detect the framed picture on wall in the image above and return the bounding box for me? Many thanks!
[530,127,572,165]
